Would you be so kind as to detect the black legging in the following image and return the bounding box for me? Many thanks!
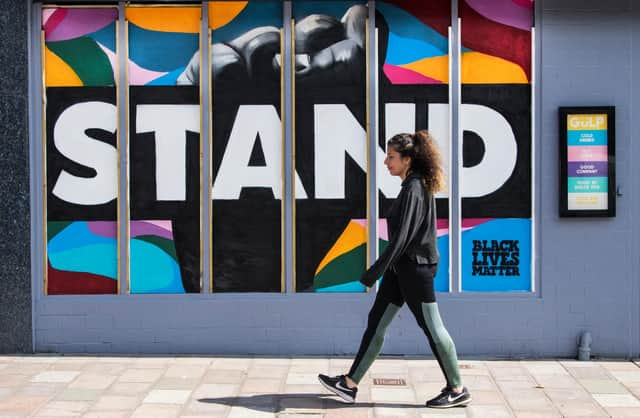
[347,257,462,388]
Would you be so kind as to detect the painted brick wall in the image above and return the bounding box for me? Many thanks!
[32,0,640,358]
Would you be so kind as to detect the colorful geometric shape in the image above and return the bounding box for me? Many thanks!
[126,7,201,34]
[46,37,115,86]
[209,1,249,30]
[44,47,83,87]
[44,8,117,42]
[461,51,528,84]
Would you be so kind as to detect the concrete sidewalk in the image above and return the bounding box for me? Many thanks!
[1,355,640,417]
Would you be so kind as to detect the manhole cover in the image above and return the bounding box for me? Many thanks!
[373,378,406,386]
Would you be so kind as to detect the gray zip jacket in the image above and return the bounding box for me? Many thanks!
[360,173,440,287]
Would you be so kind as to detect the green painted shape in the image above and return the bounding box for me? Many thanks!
[314,244,366,289]
[47,221,72,241]
[134,235,178,262]
[378,238,389,253]
[47,37,114,86]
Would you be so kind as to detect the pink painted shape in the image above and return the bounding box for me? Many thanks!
[88,221,117,238]
[97,42,117,78]
[128,59,168,85]
[46,9,118,42]
[436,219,449,237]
[466,0,532,31]
[567,146,608,162]
[130,221,174,240]
[352,219,367,228]
[383,63,443,85]
[379,218,450,240]
[145,220,173,231]
[42,9,56,26]
[378,219,388,241]
[43,9,67,34]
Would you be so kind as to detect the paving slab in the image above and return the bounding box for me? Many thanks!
[0,356,638,418]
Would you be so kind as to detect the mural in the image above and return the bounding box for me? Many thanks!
[376,0,451,291]
[293,1,368,293]
[40,2,536,296]
[460,0,533,292]
[43,8,119,294]
[209,1,284,292]
[127,7,202,293]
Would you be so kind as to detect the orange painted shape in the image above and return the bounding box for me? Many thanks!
[401,55,449,83]
[315,221,367,275]
[126,7,201,33]
[44,46,82,87]
[461,51,528,84]
[209,2,248,30]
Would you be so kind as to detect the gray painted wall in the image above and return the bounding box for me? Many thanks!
[29,0,640,358]
[0,0,32,353]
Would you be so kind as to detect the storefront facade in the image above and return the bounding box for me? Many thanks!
[1,0,639,358]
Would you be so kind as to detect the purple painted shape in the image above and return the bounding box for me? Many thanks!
[568,161,608,177]
[130,221,174,240]
[87,221,118,238]
[46,9,118,42]
[383,64,443,85]
[465,0,532,31]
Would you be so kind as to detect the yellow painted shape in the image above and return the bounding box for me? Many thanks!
[44,46,82,87]
[126,7,201,33]
[401,55,449,83]
[209,2,248,30]
[568,114,607,130]
[315,221,366,275]
[462,51,528,84]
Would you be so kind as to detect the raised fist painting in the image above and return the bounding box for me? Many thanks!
[178,4,367,88]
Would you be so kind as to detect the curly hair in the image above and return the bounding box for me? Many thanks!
[387,130,445,194]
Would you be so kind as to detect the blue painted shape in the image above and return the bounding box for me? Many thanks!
[434,234,450,292]
[292,1,359,20]
[385,32,446,66]
[316,280,366,293]
[49,222,114,254]
[213,1,282,44]
[147,67,186,85]
[49,243,117,279]
[377,2,448,63]
[461,219,531,292]
[130,238,185,294]
[87,21,116,52]
[128,23,199,72]
[568,130,607,146]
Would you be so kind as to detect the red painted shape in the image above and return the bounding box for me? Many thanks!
[47,262,117,295]
[460,0,531,81]
[511,0,534,9]
[381,0,451,38]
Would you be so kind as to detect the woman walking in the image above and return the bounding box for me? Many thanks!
[318,130,471,408]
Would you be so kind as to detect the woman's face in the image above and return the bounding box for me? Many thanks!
[384,146,411,178]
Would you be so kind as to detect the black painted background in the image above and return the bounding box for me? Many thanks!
[129,86,201,293]
[211,84,282,293]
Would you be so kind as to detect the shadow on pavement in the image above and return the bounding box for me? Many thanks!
[198,393,420,412]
